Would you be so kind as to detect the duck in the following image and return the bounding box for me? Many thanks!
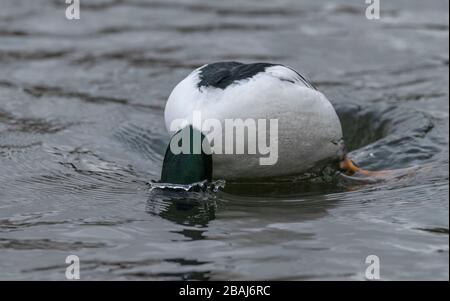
[160,62,363,184]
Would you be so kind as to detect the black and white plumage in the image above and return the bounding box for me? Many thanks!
[196,62,316,90]
[164,62,344,180]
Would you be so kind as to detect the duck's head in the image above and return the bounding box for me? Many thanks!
[160,125,212,185]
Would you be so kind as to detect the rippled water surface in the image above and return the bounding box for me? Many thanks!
[0,0,448,280]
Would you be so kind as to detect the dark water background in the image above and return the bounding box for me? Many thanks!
[0,0,448,280]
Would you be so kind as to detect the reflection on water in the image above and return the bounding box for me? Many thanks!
[147,184,219,228]
[0,0,448,280]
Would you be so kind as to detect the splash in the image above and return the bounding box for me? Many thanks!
[149,179,226,193]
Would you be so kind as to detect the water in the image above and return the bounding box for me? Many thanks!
[0,0,448,280]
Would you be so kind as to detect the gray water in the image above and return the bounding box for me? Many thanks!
[0,0,448,280]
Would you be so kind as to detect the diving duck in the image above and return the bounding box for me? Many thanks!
[161,62,361,184]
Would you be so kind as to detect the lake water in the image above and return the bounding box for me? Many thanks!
[0,0,448,280]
